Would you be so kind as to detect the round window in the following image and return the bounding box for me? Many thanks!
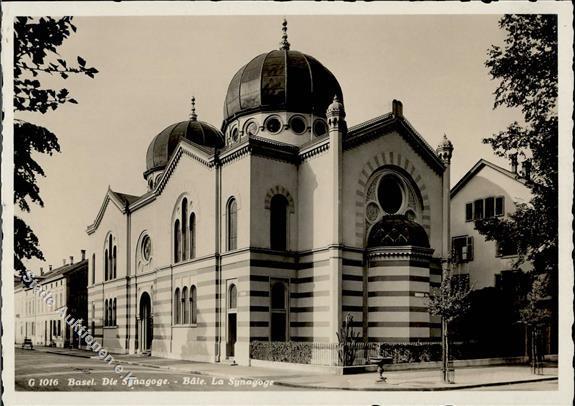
[378,175,403,214]
[142,235,152,261]
[313,119,327,137]
[245,121,259,137]
[231,128,239,143]
[265,117,282,134]
[290,116,307,134]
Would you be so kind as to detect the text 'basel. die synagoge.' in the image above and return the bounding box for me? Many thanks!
[85,20,454,365]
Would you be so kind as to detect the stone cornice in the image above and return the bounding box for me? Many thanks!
[298,138,330,161]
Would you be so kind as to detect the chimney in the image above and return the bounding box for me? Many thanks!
[63,258,67,266]
[40,267,44,275]
[49,265,53,271]
[510,153,518,174]
[392,99,403,118]
[521,160,531,180]
[69,256,74,264]
[81,249,86,261]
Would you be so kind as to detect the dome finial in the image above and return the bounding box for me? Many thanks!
[280,18,290,50]
[190,96,197,121]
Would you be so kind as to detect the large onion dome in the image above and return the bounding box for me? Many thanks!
[367,215,430,248]
[145,98,225,177]
[222,19,343,129]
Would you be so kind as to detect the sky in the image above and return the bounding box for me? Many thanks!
[15,14,523,271]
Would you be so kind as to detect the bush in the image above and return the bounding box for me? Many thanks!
[250,341,313,364]
[379,342,442,363]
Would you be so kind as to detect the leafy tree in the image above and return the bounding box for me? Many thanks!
[519,273,552,374]
[14,17,98,275]
[475,14,557,274]
[475,14,558,360]
[428,268,472,383]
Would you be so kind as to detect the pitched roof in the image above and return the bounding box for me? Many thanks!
[450,159,527,198]
[345,113,445,175]
[109,190,140,205]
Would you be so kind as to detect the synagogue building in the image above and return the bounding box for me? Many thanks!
[86,21,453,365]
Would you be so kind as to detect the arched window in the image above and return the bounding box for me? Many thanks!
[270,282,288,341]
[270,195,289,251]
[190,285,197,324]
[112,246,117,279]
[108,235,113,279]
[182,287,188,324]
[227,198,237,251]
[174,220,181,263]
[113,298,117,326]
[104,299,108,327]
[104,250,108,281]
[91,253,95,285]
[182,199,188,261]
[174,288,180,325]
[109,300,113,326]
[189,213,196,259]
[228,284,237,310]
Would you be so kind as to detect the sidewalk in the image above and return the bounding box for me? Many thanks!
[112,354,558,391]
[33,345,93,359]
[274,365,558,391]
[30,346,558,390]
[113,353,306,380]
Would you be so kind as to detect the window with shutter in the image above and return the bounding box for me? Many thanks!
[485,197,495,218]
[466,236,474,261]
[465,203,473,221]
[452,235,473,263]
[474,200,484,220]
[495,197,504,216]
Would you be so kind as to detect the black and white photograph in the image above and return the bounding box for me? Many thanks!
[1,2,573,405]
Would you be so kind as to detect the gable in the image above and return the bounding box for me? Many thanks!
[86,188,130,235]
[451,159,528,199]
[345,113,445,175]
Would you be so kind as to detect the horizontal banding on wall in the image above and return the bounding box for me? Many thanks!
[368,321,439,328]
[368,275,429,282]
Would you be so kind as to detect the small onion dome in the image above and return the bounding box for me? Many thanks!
[145,120,224,176]
[367,215,430,248]
[223,50,343,129]
[326,95,345,118]
[437,134,453,150]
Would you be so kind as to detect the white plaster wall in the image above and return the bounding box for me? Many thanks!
[450,166,532,289]
[88,199,127,285]
[219,156,251,252]
[298,152,333,249]
[249,156,298,249]
[130,155,217,269]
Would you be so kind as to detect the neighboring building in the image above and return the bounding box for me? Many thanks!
[15,251,88,348]
[86,21,452,365]
[450,158,532,289]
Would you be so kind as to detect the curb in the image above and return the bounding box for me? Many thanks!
[273,376,558,391]
[35,349,93,359]
[117,359,261,381]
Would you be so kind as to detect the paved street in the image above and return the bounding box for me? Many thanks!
[15,349,299,391]
[470,380,558,391]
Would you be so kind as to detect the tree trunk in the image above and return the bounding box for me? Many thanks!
[441,319,449,383]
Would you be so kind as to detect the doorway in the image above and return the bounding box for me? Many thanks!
[139,292,153,353]
[226,284,237,358]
